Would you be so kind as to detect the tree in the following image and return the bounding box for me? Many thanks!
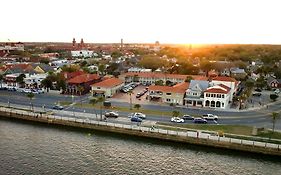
[172,110,180,117]
[155,80,164,86]
[245,79,255,89]
[270,94,279,101]
[89,98,98,119]
[26,92,35,112]
[134,104,141,110]
[271,112,280,133]
[40,58,50,64]
[80,60,88,67]
[41,78,53,91]
[16,74,26,87]
[127,90,133,110]
[185,76,193,83]
[77,85,84,106]
[98,64,106,75]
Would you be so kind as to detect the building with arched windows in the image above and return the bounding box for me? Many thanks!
[203,84,231,109]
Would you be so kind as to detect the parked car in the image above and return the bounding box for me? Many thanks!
[23,88,32,93]
[274,89,280,94]
[171,117,185,123]
[105,111,119,118]
[255,88,262,92]
[134,112,146,119]
[7,87,17,91]
[193,118,207,124]
[182,115,194,120]
[252,93,261,97]
[131,116,142,122]
[52,105,64,110]
[37,89,45,94]
[136,93,142,98]
[202,114,218,120]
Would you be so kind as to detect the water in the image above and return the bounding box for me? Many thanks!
[0,119,280,175]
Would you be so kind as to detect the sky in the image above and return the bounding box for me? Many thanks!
[1,0,281,44]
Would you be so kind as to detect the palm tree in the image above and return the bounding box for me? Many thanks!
[172,110,180,117]
[128,90,133,110]
[27,92,35,112]
[89,98,98,119]
[77,85,84,106]
[97,96,105,120]
[271,112,280,133]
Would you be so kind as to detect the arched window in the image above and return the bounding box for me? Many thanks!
[216,101,221,107]
[211,101,215,107]
[205,100,210,107]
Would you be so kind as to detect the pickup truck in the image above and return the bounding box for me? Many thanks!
[202,114,218,120]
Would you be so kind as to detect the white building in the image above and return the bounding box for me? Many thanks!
[127,67,152,73]
[185,80,209,107]
[71,50,95,57]
[211,76,239,102]
[24,73,48,88]
[203,84,231,109]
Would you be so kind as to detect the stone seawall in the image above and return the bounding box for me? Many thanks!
[1,109,280,157]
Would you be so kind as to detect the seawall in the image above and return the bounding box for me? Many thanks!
[0,107,280,157]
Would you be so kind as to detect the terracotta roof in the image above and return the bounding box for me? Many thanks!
[62,71,85,80]
[67,74,99,84]
[91,78,124,88]
[205,84,231,94]
[212,76,237,82]
[149,82,189,93]
[122,72,207,80]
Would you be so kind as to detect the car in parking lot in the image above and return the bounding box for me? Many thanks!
[182,115,194,120]
[171,117,184,123]
[255,88,262,92]
[131,116,142,122]
[193,118,207,124]
[252,93,261,97]
[202,114,218,120]
[52,105,64,110]
[105,111,119,118]
[274,89,280,94]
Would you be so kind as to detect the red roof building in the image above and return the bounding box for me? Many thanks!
[91,78,124,97]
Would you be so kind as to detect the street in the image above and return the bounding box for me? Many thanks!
[0,90,280,130]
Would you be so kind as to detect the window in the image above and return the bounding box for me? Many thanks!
[187,100,192,104]
[197,101,202,105]
[211,101,215,107]
[97,87,100,89]
[222,103,224,107]
[166,93,171,95]
[193,93,197,96]
[222,94,225,98]
[211,94,214,97]
[166,99,171,102]
[218,94,221,98]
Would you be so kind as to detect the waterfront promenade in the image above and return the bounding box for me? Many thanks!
[0,105,281,156]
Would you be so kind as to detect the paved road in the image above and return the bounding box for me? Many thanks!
[0,90,280,130]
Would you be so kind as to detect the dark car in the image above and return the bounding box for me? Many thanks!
[182,115,194,120]
[252,93,261,97]
[131,117,142,122]
[193,118,207,124]
[255,88,262,92]
[52,105,64,110]
[105,111,119,118]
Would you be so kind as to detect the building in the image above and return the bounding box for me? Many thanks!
[0,42,24,51]
[267,76,281,88]
[24,73,47,88]
[211,76,239,101]
[127,67,152,73]
[71,50,94,57]
[33,64,54,74]
[203,84,231,109]
[91,78,124,97]
[185,80,209,107]
[230,68,247,79]
[119,72,194,84]
[148,82,189,105]
[65,74,100,95]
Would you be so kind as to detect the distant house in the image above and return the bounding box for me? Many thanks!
[33,64,54,74]
[185,80,209,107]
[24,73,47,88]
[65,74,101,95]
[230,68,247,79]
[91,78,124,97]
[148,82,189,105]
[267,76,281,88]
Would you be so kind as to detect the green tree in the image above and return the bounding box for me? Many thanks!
[26,92,35,112]
[185,76,193,82]
[16,74,26,87]
[155,80,164,86]
[271,112,280,133]
[89,98,99,119]
[98,64,106,75]
[270,94,279,101]
[172,110,180,117]
[134,104,141,110]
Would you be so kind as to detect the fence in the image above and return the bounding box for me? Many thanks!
[0,106,280,152]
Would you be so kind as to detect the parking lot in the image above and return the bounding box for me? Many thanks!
[111,84,151,105]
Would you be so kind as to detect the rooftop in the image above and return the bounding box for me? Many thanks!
[91,78,124,88]
[149,82,189,93]
[67,74,99,84]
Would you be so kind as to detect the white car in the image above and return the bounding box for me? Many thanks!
[23,88,32,93]
[134,112,146,119]
[202,114,218,120]
[274,89,280,94]
[171,117,184,123]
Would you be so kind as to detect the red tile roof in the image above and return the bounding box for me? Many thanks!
[67,74,99,84]
[91,78,124,88]
[62,71,85,80]
[205,84,231,94]
[212,76,237,82]
[122,72,207,81]
[149,82,189,93]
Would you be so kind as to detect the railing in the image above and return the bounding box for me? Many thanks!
[0,106,280,151]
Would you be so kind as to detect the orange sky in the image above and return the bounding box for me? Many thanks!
[1,0,281,44]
